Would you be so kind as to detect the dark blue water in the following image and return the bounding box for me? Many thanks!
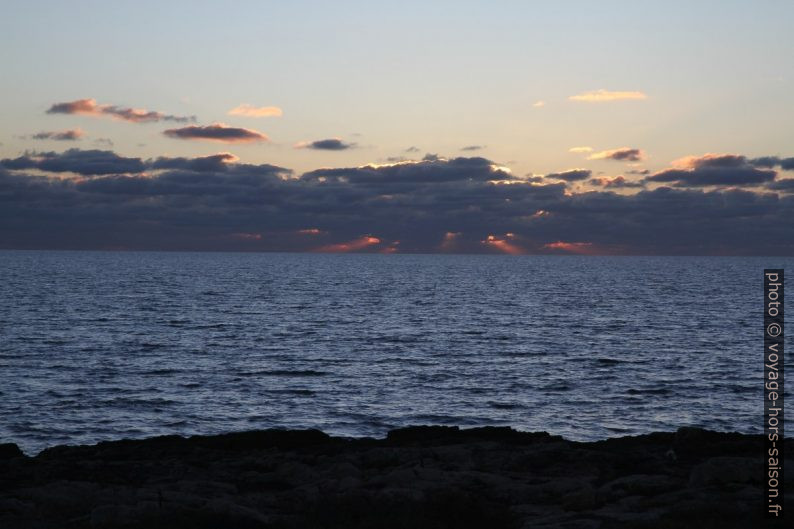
[0,251,790,454]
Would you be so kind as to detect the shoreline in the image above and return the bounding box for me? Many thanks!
[1,425,791,528]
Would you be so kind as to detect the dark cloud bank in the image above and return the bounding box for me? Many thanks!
[1,149,793,254]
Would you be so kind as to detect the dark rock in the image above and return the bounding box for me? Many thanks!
[689,457,759,487]
[0,426,790,529]
[0,443,24,459]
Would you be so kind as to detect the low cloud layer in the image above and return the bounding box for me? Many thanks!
[647,153,776,187]
[2,149,794,254]
[1,149,145,175]
[588,175,645,189]
[47,99,194,123]
[163,124,268,143]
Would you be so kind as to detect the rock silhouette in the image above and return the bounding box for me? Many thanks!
[0,426,790,528]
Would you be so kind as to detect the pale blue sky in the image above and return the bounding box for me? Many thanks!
[2,0,793,177]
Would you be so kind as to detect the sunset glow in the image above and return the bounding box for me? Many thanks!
[483,235,525,255]
[1,1,792,255]
[316,236,381,253]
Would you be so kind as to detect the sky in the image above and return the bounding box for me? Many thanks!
[1,0,794,254]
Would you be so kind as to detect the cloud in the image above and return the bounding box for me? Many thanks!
[230,232,262,240]
[749,156,794,171]
[3,150,794,255]
[543,241,596,254]
[672,153,745,170]
[440,231,461,252]
[405,146,420,153]
[301,155,513,184]
[460,145,484,151]
[316,236,381,253]
[544,169,592,182]
[648,153,776,187]
[768,179,794,192]
[569,89,648,102]
[569,146,593,153]
[296,138,355,151]
[30,129,84,141]
[589,148,644,162]
[163,123,268,143]
[482,233,524,254]
[148,153,240,172]
[588,175,645,189]
[1,148,145,175]
[47,98,194,123]
[532,101,545,108]
[227,104,283,118]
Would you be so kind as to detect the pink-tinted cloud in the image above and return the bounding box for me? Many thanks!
[163,123,268,143]
[31,129,84,141]
[482,234,524,255]
[381,241,400,254]
[672,153,746,170]
[569,89,647,102]
[298,228,323,235]
[648,153,776,187]
[440,231,461,252]
[543,241,595,254]
[588,148,644,162]
[228,104,283,118]
[316,236,381,253]
[47,98,194,123]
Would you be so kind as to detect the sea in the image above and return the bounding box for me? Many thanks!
[0,250,791,454]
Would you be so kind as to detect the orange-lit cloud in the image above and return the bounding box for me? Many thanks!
[543,241,595,254]
[47,98,194,123]
[588,148,644,162]
[532,100,545,107]
[163,123,268,143]
[228,104,283,118]
[529,209,550,219]
[381,241,400,254]
[569,146,593,153]
[671,153,743,170]
[316,236,381,253]
[482,234,524,255]
[440,231,461,252]
[569,89,647,102]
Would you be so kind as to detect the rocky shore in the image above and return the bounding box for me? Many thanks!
[0,426,790,528]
